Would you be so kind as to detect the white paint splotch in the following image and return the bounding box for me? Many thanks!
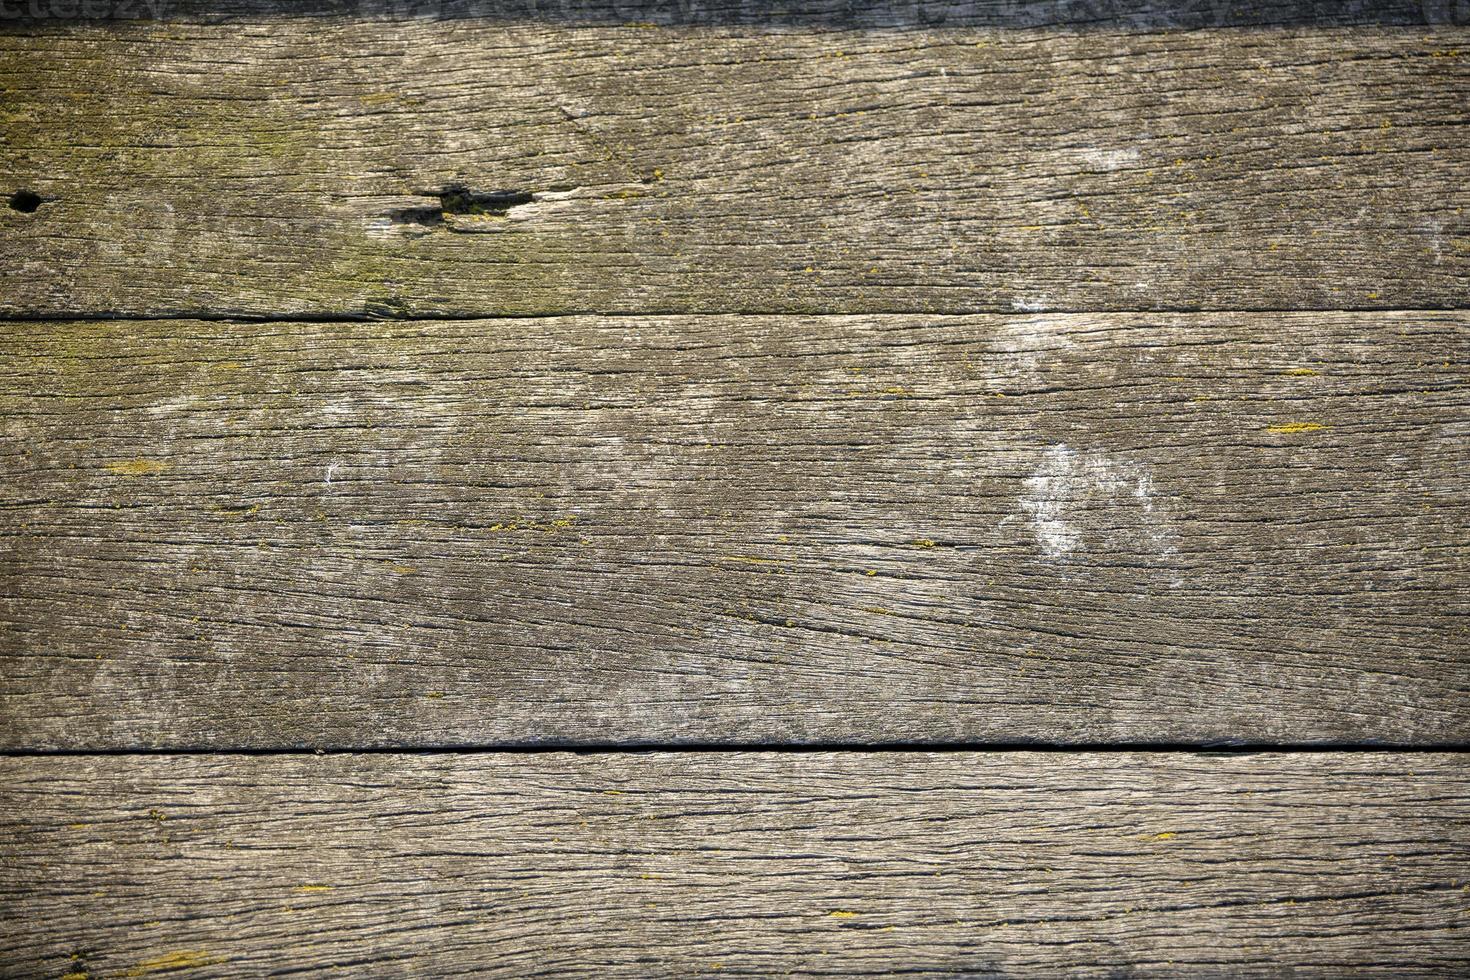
[1075,146,1142,171]
[1020,444,1175,561]
[989,315,1076,374]
[1021,447,1086,556]
[1010,295,1052,313]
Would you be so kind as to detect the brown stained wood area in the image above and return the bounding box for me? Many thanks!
[0,2,1468,976]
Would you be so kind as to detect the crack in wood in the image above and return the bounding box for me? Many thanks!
[387,185,579,232]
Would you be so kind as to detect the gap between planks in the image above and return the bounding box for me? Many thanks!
[4,743,1470,759]
[3,306,1470,324]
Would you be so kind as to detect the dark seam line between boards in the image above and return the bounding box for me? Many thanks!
[2,742,1468,758]
[1,306,1468,324]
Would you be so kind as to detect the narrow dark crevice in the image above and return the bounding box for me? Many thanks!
[0,306,1467,325]
[439,186,535,216]
[387,184,543,230]
[2,741,1466,759]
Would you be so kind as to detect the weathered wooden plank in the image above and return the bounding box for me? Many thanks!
[1,751,1466,976]
[1,312,1465,749]
[0,21,1465,317]
[1,0,1456,30]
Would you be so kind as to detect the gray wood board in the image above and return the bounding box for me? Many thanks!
[0,1,1456,29]
[1,751,1468,977]
[1,312,1466,749]
[0,23,1466,317]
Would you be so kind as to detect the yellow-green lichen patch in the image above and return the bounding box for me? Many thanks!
[1282,368,1320,377]
[105,460,171,476]
[828,910,858,918]
[124,950,228,976]
[1266,422,1328,434]
[487,515,579,534]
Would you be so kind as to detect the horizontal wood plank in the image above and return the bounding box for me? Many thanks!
[1,312,1466,749]
[0,1,1457,29]
[1,751,1467,976]
[0,21,1466,317]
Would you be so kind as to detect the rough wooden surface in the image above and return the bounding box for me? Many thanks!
[2,0,1458,29]
[2,4,1467,976]
[2,312,1465,749]
[1,751,1466,977]
[1,22,1466,317]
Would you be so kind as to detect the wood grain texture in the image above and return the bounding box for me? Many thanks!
[1,751,1467,977]
[1,0,1457,29]
[1,312,1465,749]
[0,20,1466,317]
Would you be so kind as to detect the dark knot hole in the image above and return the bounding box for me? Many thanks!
[9,190,43,213]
